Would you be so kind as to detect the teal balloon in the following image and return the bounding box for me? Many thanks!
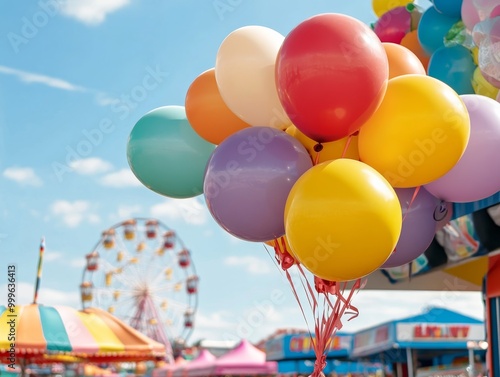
[428,45,476,94]
[417,6,461,55]
[127,106,216,198]
[431,0,463,18]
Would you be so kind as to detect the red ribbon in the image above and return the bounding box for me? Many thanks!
[266,237,365,377]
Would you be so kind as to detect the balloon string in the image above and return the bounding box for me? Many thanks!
[309,279,363,377]
[341,134,354,158]
[272,243,364,377]
[297,264,318,310]
[392,187,421,255]
[402,186,421,224]
[285,268,313,333]
[313,143,323,165]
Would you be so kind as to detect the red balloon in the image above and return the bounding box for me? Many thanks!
[275,13,389,143]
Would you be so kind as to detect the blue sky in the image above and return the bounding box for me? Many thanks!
[0,0,483,346]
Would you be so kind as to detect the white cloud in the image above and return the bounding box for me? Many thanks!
[1,282,80,308]
[114,204,143,219]
[44,251,63,262]
[69,258,86,269]
[330,290,484,333]
[50,200,100,227]
[224,256,272,275]
[99,169,142,188]
[60,0,131,25]
[95,92,119,106]
[69,157,113,175]
[151,198,209,225]
[192,303,286,343]
[0,65,86,91]
[3,167,43,186]
[0,66,114,106]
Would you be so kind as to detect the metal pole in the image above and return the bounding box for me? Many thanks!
[33,238,45,304]
[406,348,414,377]
[468,347,475,377]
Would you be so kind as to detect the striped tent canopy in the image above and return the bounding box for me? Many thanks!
[0,304,166,364]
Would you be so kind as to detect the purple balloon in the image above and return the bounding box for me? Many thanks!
[425,95,500,202]
[382,187,440,268]
[204,127,313,242]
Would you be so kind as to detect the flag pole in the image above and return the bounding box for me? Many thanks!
[33,237,45,304]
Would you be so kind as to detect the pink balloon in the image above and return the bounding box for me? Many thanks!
[381,187,440,268]
[491,5,500,18]
[374,6,412,44]
[462,0,481,31]
[474,0,500,20]
[425,95,500,202]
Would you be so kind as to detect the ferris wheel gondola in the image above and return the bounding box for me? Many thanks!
[80,218,199,358]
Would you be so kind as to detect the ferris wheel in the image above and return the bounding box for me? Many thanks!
[80,218,199,357]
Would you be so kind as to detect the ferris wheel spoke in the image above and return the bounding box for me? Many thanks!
[82,218,198,348]
[148,259,182,288]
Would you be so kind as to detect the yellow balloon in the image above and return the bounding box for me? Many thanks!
[286,125,359,163]
[472,66,500,99]
[472,47,479,65]
[358,75,470,188]
[284,159,402,282]
[372,0,414,18]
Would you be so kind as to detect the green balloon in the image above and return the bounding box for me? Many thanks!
[127,106,216,198]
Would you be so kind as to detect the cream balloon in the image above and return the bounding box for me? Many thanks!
[215,26,291,129]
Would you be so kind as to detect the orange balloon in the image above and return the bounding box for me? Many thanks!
[265,236,295,257]
[286,125,359,163]
[400,30,431,71]
[185,68,250,145]
[383,42,426,79]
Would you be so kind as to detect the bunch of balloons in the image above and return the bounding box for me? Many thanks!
[372,0,500,99]
[126,7,500,376]
[127,7,500,282]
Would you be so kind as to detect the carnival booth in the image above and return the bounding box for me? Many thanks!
[264,330,382,376]
[350,307,486,377]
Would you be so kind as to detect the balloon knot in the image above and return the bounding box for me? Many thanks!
[313,143,323,152]
[311,355,327,377]
[314,276,337,295]
[433,200,448,221]
[275,249,295,271]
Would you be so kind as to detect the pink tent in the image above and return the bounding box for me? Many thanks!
[212,339,277,376]
[173,349,217,377]
[153,356,188,377]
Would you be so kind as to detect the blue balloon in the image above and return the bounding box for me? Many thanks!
[418,6,461,55]
[431,0,463,18]
[428,45,476,94]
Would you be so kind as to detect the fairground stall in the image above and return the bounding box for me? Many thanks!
[350,307,486,377]
[261,329,382,376]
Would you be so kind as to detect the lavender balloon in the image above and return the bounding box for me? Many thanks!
[204,127,313,242]
[382,187,440,268]
[425,95,500,202]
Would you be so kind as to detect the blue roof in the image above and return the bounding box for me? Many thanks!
[394,307,483,325]
[452,191,500,219]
